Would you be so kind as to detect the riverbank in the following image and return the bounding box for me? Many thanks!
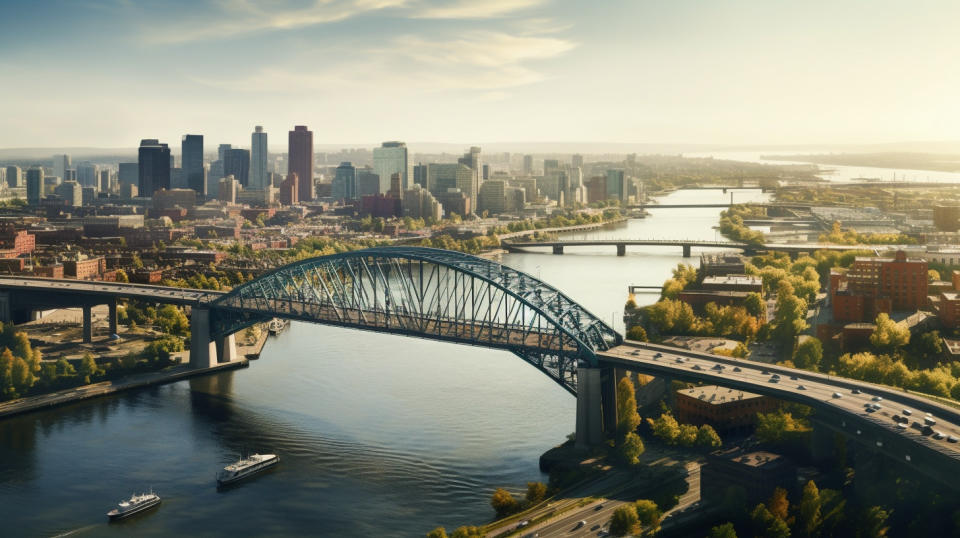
[0,359,249,420]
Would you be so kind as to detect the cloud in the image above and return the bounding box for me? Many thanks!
[414,0,547,19]
[392,31,575,68]
[145,0,408,44]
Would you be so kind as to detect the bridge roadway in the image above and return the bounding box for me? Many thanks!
[0,276,224,306]
[596,341,960,489]
[502,238,899,256]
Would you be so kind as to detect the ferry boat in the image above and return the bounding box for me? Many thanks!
[217,453,279,486]
[107,491,161,520]
[268,318,289,334]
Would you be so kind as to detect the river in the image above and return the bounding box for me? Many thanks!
[0,189,765,537]
[687,150,960,183]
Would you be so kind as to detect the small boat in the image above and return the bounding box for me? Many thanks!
[268,318,289,334]
[217,453,279,486]
[107,491,161,520]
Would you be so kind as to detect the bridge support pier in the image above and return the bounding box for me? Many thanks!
[552,245,564,255]
[0,291,10,323]
[82,305,92,343]
[616,244,626,256]
[107,300,117,336]
[575,367,605,448]
[189,307,218,369]
[811,425,834,464]
[216,333,238,363]
[682,244,691,257]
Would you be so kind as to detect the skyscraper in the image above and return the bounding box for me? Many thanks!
[606,169,626,201]
[5,166,22,188]
[572,154,584,169]
[523,155,533,175]
[52,154,71,182]
[26,167,43,205]
[76,162,98,188]
[99,168,111,193]
[224,148,250,187]
[288,125,313,202]
[138,139,171,196]
[55,180,82,207]
[332,162,357,201]
[251,126,268,190]
[182,134,205,196]
[457,147,482,212]
[413,163,428,188]
[373,141,408,194]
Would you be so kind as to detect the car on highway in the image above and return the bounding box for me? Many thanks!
[797,385,807,390]
[852,389,862,394]
[769,377,779,383]
[790,375,798,380]
[654,352,662,358]
[692,364,703,370]
[594,503,604,511]
[676,357,685,363]
[832,392,843,399]
[925,416,937,426]
[934,431,946,440]
[771,374,781,380]
[761,370,770,375]
[712,364,725,371]
[872,396,883,402]
[733,367,742,372]
[949,435,958,443]
[902,409,912,416]
[574,520,587,530]
[516,520,530,529]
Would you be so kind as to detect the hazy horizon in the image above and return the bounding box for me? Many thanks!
[2,0,959,148]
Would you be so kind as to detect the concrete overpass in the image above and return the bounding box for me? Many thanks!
[0,276,224,344]
[580,341,960,491]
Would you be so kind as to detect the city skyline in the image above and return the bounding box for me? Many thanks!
[2,0,960,148]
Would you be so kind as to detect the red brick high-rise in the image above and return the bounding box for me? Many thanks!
[280,172,299,206]
[288,125,313,202]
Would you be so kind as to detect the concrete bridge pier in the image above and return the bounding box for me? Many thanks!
[552,245,564,255]
[107,300,117,336]
[216,333,238,363]
[190,307,218,369]
[82,305,92,343]
[682,244,691,257]
[616,244,626,256]
[576,367,606,448]
[811,425,835,464]
[0,291,9,323]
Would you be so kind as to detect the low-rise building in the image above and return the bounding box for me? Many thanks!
[675,385,778,434]
[702,448,797,504]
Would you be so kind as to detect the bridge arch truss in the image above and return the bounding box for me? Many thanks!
[209,247,621,393]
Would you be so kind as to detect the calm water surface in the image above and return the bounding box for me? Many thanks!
[0,189,764,537]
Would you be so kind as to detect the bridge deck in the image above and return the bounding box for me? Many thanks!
[599,342,960,469]
[0,276,224,305]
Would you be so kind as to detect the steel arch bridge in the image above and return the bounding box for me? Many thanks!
[209,247,621,393]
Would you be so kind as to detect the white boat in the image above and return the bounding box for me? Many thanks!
[268,318,289,334]
[107,491,161,520]
[217,453,279,486]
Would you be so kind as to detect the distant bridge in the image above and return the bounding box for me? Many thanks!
[502,238,900,257]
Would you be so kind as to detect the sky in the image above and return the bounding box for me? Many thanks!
[1,0,959,149]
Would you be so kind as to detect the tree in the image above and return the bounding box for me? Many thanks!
[634,499,662,532]
[677,423,698,446]
[745,292,766,318]
[55,358,76,377]
[10,356,32,397]
[709,522,738,538]
[426,528,448,538]
[856,506,890,538]
[767,487,790,521]
[929,269,941,282]
[525,481,547,506]
[756,409,808,444]
[772,281,808,349]
[793,338,823,371]
[650,413,681,445]
[797,480,822,538]
[115,269,129,283]
[626,326,648,341]
[869,313,910,352]
[450,526,482,538]
[490,488,518,518]
[696,424,722,449]
[750,503,791,538]
[616,376,641,437]
[77,352,102,384]
[621,431,645,465]
[609,505,640,536]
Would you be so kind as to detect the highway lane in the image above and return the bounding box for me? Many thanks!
[599,343,960,463]
[0,276,222,305]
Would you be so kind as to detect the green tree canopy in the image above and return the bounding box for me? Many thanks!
[708,522,738,538]
[490,488,518,518]
[793,338,823,371]
[621,431,645,465]
[609,505,640,536]
[869,313,910,352]
[616,375,641,438]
